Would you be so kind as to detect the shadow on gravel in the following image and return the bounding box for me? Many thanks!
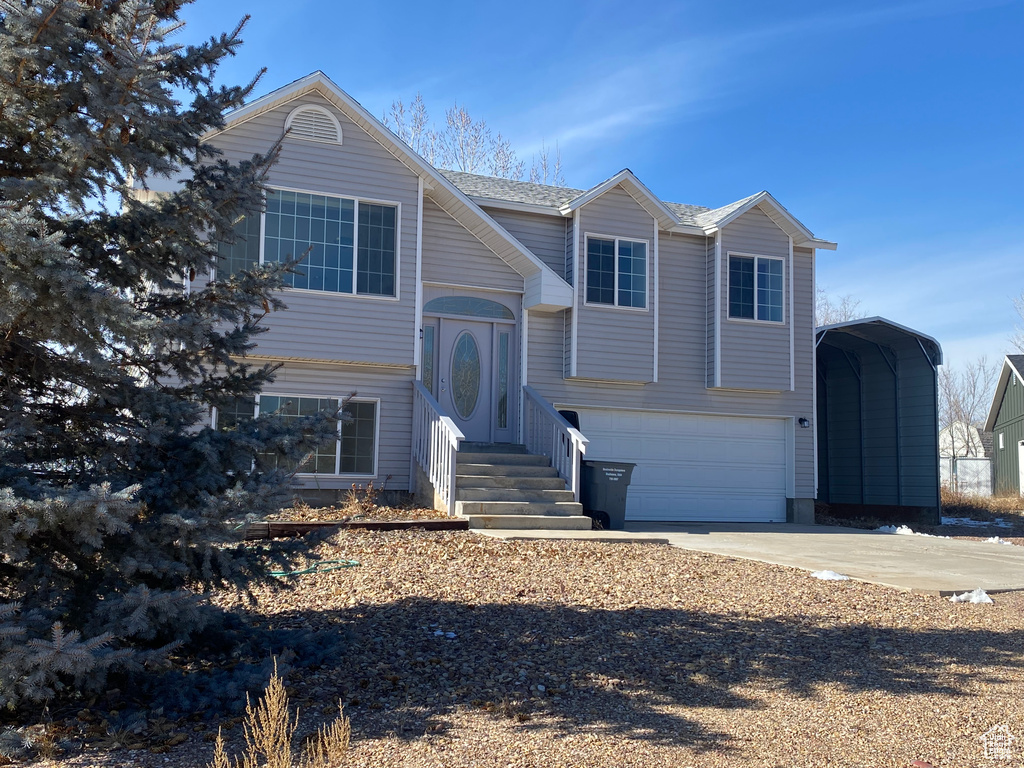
[248,598,1023,753]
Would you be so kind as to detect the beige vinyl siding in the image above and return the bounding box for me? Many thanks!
[421,199,523,291]
[264,362,414,491]
[718,206,792,390]
[526,225,817,499]
[485,209,567,276]
[573,186,656,382]
[205,92,418,367]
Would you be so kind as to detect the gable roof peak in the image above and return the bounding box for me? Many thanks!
[983,354,1024,431]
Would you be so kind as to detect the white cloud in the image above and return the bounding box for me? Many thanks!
[497,0,1014,165]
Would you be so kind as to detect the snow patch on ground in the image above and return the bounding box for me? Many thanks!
[875,525,950,538]
[811,570,851,581]
[942,516,1012,528]
[985,537,1016,546]
[949,588,994,604]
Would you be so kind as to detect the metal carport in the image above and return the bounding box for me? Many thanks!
[815,317,943,525]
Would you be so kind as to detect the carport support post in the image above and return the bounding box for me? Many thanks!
[841,349,865,505]
[916,338,942,521]
[874,343,902,506]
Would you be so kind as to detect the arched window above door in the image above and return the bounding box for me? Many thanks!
[423,296,514,319]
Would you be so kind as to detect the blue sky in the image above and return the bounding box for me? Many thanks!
[179,0,1023,370]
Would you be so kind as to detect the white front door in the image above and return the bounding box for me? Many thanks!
[421,296,517,444]
[438,319,493,442]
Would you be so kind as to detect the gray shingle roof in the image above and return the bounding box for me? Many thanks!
[440,170,584,208]
[1008,354,1024,375]
[690,191,765,229]
[441,169,721,227]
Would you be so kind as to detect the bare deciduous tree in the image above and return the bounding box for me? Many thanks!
[938,357,999,461]
[528,141,565,186]
[490,133,525,180]
[1011,291,1024,354]
[441,103,492,174]
[815,288,862,327]
[385,92,432,161]
[383,96,560,184]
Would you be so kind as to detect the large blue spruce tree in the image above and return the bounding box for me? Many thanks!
[0,0,335,707]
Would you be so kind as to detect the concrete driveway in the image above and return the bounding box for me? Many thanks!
[478,522,1024,595]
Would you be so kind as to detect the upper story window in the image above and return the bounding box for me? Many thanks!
[216,189,398,297]
[284,105,343,144]
[729,254,783,323]
[585,236,648,309]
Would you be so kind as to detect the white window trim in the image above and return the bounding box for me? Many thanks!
[251,392,381,478]
[582,233,651,312]
[283,104,343,145]
[216,186,402,301]
[726,251,787,325]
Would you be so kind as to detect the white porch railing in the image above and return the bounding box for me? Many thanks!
[523,385,589,501]
[412,381,465,516]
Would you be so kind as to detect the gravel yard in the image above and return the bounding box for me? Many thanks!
[34,528,1024,767]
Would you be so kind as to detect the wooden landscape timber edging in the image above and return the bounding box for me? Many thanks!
[244,519,468,540]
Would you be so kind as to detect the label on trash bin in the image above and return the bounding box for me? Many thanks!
[602,467,625,481]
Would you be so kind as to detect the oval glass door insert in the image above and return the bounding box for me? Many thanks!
[451,331,481,419]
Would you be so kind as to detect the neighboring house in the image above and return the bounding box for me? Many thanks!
[938,421,993,496]
[984,355,1024,496]
[815,318,943,524]
[159,71,839,528]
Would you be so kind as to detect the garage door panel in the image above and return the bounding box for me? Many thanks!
[573,408,789,523]
[630,490,787,521]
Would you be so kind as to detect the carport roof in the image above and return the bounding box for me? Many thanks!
[815,317,943,366]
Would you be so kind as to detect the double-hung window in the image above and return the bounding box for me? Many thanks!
[585,236,648,309]
[728,254,784,322]
[215,395,378,476]
[216,189,398,297]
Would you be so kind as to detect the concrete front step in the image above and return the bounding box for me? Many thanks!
[456,463,560,478]
[455,474,568,490]
[456,487,576,503]
[455,500,585,517]
[460,442,528,454]
[462,514,593,530]
[457,452,551,467]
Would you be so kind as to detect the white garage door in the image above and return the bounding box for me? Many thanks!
[573,408,789,522]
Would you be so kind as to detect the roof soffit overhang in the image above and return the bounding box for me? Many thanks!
[205,72,572,312]
[984,356,1024,431]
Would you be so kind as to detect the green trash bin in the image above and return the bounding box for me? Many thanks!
[580,460,636,530]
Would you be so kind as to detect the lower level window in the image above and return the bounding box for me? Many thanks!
[215,394,377,475]
[729,255,783,322]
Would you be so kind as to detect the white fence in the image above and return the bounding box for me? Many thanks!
[940,456,993,497]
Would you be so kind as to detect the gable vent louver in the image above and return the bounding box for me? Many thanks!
[285,106,342,144]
